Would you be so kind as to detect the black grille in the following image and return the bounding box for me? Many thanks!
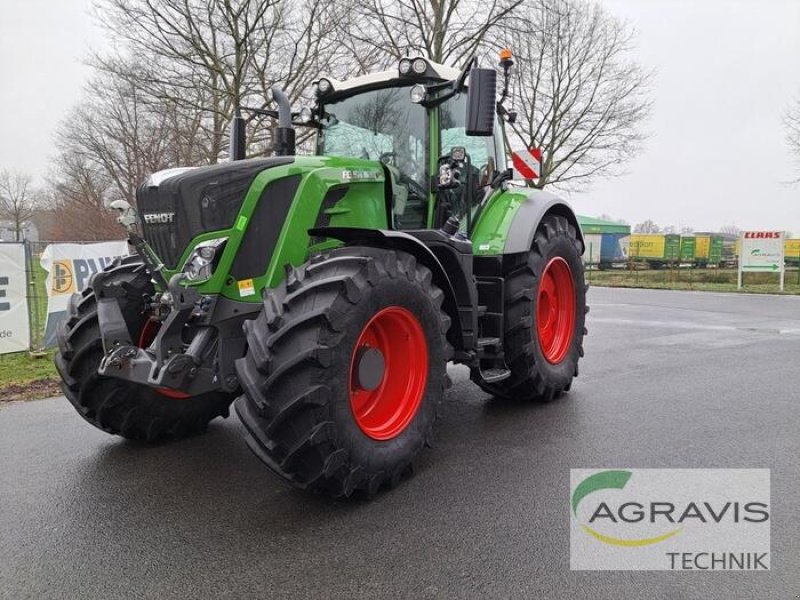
[137,157,292,268]
[230,175,302,280]
[309,186,348,246]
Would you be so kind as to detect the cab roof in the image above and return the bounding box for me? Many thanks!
[316,59,463,101]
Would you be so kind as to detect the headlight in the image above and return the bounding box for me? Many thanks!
[398,58,412,75]
[412,58,427,75]
[409,84,426,104]
[183,237,227,283]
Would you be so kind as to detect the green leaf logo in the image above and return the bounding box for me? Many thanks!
[572,470,682,547]
[571,470,632,516]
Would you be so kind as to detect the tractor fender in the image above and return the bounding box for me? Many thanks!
[308,227,466,351]
[503,188,584,254]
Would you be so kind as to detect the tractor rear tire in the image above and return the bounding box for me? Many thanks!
[472,214,587,401]
[234,247,451,498]
[54,257,234,441]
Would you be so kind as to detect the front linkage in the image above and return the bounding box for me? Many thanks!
[96,201,255,398]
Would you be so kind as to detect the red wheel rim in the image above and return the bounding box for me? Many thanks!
[536,257,576,364]
[137,318,191,400]
[349,306,428,441]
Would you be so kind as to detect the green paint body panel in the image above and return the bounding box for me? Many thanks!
[161,159,547,300]
[470,188,528,255]
[470,186,581,256]
[160,156,387,302]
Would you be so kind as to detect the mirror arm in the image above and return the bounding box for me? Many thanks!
[420,55,476,108]
[240,105,280,120]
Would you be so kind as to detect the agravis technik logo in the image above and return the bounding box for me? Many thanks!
[569,469,771,570]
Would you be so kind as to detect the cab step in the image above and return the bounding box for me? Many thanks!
[476,336,500,348]
[479,367,511,384]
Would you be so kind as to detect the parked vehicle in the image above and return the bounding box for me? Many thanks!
[598,233,629,269]
[679,236,696,265]
[629,233,680,269]
[694,234,724,268]
[54,53,587,497]
[785,239,800,266]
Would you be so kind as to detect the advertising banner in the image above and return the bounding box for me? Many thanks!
[738,231,784,291]
[0,243,31,354]
[40,241,129,347]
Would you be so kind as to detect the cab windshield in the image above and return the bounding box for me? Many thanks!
[318,87,426,187]
[318,86,429,228]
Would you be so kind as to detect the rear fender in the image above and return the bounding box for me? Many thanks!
[505,189,584,253]
[473,187,584,255]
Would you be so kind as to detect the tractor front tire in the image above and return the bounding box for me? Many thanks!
[234,247,451,498]
[55,258,234,441]
[472,214,587,401]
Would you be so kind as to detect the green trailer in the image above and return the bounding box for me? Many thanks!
[629,233,680,268]
[679,236,696,264]
[694,234,724,267]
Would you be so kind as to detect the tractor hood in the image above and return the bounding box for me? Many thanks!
[136,157,293,268]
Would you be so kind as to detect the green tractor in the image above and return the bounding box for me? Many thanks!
[55,54,587,497]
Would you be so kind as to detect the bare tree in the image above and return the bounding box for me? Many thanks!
[786,97,800,173]
[55,66,210,206]
[47,156,121,241]
[719,224,741,236]
[494,0,652,190]
[634,219,659,233]
[597,212,628,224]
[94,0,346,159]
[331,0,523,66]
[0,170,40,241]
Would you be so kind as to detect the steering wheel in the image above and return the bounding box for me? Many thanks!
[379,152,398,166]
[396,171,427,200]
[380,153,427,199]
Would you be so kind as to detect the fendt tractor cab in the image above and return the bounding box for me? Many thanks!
[55,53,587,497]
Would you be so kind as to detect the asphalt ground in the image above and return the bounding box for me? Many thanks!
[1,287,799,599]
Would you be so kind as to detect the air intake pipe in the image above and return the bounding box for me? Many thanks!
[271,86,296,156]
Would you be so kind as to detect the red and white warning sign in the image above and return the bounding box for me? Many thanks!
[511,147,542,180]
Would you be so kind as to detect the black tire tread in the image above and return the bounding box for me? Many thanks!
[54,257,233,441]
[471,214,587,401]
[235,247,451,498]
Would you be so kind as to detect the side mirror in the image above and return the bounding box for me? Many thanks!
[465,68,496,136]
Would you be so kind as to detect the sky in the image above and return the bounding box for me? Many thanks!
[0,0,799,234]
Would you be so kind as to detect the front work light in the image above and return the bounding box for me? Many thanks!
[317,78,333,95]
[183,237,227,283]
[399,58,412,75]
[412,58,428,75]
[409,84,427,104]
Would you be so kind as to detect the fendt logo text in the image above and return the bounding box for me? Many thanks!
[569,469,771,571]
[143,212,175,224]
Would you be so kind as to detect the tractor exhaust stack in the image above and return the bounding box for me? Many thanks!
[229,108,247,161]
[271,86,295,156]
